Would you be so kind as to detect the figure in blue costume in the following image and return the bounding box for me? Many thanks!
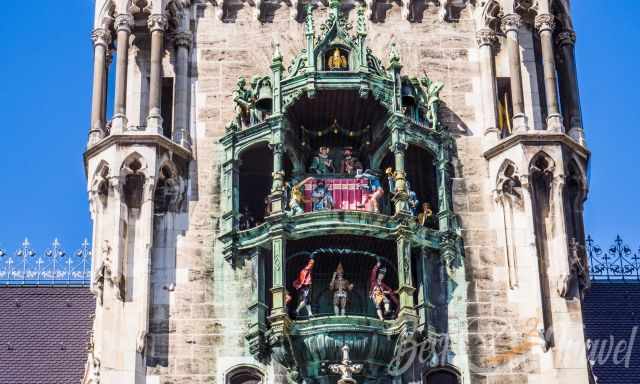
[312,180,334,211]
[357,169,384,213]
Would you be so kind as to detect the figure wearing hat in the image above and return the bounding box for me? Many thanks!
[369,259,398,320]
[340,147,363,176]
[293,255,315,317]
[309,146,335,174]
[312,179,334,211]
[329,263,354,316]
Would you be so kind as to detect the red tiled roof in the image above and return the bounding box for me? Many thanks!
[0,287,95,384]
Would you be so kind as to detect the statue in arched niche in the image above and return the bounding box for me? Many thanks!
[495,162,523,289]
[327,47,348,71]
[154,166,186,213]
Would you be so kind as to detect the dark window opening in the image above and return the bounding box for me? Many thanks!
[530,155,555,349]
[424,369,460,384]
[497,78,513,138]
[124,160,144,209]
[161,77,174,139]
[532,33,549,127]
[238,143,273,229]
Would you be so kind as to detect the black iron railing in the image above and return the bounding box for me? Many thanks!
[588,235,640,281]
[0,238,92,287]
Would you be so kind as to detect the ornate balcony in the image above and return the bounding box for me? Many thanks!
[220,2,464,382]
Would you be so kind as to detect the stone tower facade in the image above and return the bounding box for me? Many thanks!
[83,0,591,383]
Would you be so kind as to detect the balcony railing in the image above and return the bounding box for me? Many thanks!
[588,235,640,281]
[0,238,92,287]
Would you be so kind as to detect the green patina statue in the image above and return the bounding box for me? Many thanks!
[419,74,445,130]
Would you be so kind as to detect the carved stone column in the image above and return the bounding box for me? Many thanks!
[501,14,528,132]
[476,28,499,143]
[396,235,416,320]
[147,14,168,133]
[111,15,132,133]
[535,14,563,132]
[269,139,286,215]
[270,236,287,318]
[390,125,411,216]
[173,32,192,146]
[557,30,585,144]
[89,28,112,145]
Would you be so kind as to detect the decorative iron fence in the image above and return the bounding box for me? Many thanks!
[0,235,637,285]
[0,238,91,287]
[588,235,640,281]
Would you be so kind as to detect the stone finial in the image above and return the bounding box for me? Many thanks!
[147,14,168,32]
[501,13,521,33]
[389,42,401,66]
[91,28,112,48]
[272,42,282,60]
[534,14,556,33]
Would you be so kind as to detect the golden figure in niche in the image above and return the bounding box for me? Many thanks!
[327,48,348,70]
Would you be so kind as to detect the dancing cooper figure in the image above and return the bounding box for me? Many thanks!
[293,255,315,317]
[369,259,399,320]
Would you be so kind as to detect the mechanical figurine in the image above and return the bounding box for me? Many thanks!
[369,259,398,320]
[293,255,315,317]
[329,263,354,316]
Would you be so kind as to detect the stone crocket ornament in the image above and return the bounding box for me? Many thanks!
[329,263,354,316]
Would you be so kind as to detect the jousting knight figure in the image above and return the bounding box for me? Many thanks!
[369,259,398,320]
[286,177,313,216]
[293,255,315,317]
[329,263,354,316]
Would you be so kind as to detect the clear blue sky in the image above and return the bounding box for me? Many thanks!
[0,2,637,253]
